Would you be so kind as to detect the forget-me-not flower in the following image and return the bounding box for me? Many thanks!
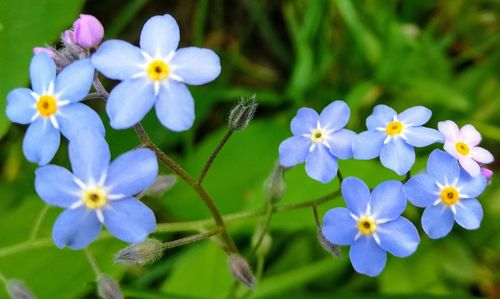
[403,149,487,239]
[35,129,158,249]
[92,14,221,131]
[6,53,104,165]
[322,177,419,276]
[353,105,443,175]
[279,101,356,183]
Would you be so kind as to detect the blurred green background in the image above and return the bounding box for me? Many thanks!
[0,0,499,298]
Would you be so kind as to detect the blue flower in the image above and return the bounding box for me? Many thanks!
[322,177,420,276]
[353,105,443,175]
[403,149,487,239]
[278,101,356,183]
[34,130,158,249]
[91,14,221,131]
[6,53,104,165]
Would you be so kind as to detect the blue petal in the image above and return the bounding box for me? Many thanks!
[69,129,110,184]
[278,136,310,167]
[52,207,101,249]
[403,174,439,207]
[305,145,338,183]
[352,130,385,159]
[103,198,156,243]
[106,78,156,129]
[454,198,483,230]
[6,88,36,124]
[322,208,357,245]
[291,108,318,136]
[30,53,56,94]
[319,100,350,130]
[55,59,94,103]
[380,138,415,175]
[371,180,406,221]
[23,119,60,165]
[341,177,371,216]
[398,106,431,126]
[140,14,180,57]
[426,149,460,186]
[327,129,355,159]
[404,126,443,147]
[349,236,387,277]
[105,148,158,197]
[377,217,419,257]
[366,105,397,130]
[58,103,105,140]
[170,47,221,85]
[91,40,146,81]
[422,204,454,239]
[35,165,81,208]
[155,81,195,131]
[457,168,487,199]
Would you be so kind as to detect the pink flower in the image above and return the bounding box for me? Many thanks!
[33,47,56,58]
[73,14,104,48]
[438,120,494,176]
[481,168,493,181]
[62,29,75,44]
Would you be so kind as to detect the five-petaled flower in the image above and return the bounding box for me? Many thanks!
[34,130,158,249]
[278,101,356,183]
[91,14,221,131]
[403,149,487,239]
[322,177,420,276]
[353,105,443,175]
[438,120,494,177]
[6,53,104,165]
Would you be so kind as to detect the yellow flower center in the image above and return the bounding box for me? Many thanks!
[82,188,107,209]
[455,142,470,156]
[310,129,325,143]
[147,60,169,81]
[386,121,403,136]
[36,95,58,117]
[357,216,377,235]
[440,187,459,205]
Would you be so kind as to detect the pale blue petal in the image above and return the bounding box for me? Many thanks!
[278,136,310,167]
[305,145,338,184]
[377,217,419,257]
[454,198,483,230]
[366,105,397,130]
[69,129,110,184]
[55,59,94,102]
[106,78,156,129]
[155,81,195,131]
[103,198,156,243]
[426,149,460,186]
[341,177,371,216]
[105,148,158,196]
[319,101,350,130]
[6,88,36,124]
[327,129,355,159]
[170,47,221,85]
[371,180,406,221]
[58,103,105,140]
[35,165,81,208]
[91,40,146,81]
[398,106,431,126]
[380,138,415,175]
[140,14,179,57]
[30,53,56,94]
[23,119,60,165]
[322,208,357,245]
[405,126,443,147]
[291,108,318,136]
[457,168,487,199]
[352,130,385,159]
[403,174,439,207]
[422,204,454,239]
[52,208,101,249]
[349,236,387,277]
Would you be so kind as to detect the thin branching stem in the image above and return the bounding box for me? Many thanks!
[85,248,101,276]
[29,205,50,241]
[249,203,274,257]
[162,227,223,250]
[198,128,234,184]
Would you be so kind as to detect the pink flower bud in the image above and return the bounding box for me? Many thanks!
[481,167,493,181]
[62,29,75,44]
[73,14,104,48]
[33,47,56,58]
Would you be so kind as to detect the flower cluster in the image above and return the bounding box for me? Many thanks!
[279,101,494,276]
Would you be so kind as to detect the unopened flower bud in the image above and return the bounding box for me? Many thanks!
[97,274,124,299]
[6,279,36,299]
[228,254,255,289]
[115,238,164,265]
[317,228,341,258]
[264,163,286,203]
[62,29,75,45]
[251,230,272,257]
[228,96,257,130]
[33,47,56,58]
[481,167,493,182]
[73,14,104,48]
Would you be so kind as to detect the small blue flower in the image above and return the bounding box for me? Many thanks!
[6,53,104,165]
[91,14,221,131]
[34,129,158,249]
[322,177,420,276]
[403,149,487,239]
[278,101,356,183]
[353,105,443,175]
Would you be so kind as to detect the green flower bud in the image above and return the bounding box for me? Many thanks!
[264,163,286,203]
[228,96,257,130]
[115,238,164,265]
[97,274,123,299]
[317,228,341,257]
[6,280,36,299]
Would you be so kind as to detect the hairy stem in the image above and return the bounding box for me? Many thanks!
[162,227,223,250]
[198,128,234,184]
[29,205,50,241]
[85,249,101,276]
[249,203,273,257]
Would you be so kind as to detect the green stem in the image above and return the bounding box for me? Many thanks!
[312,204,321,228]
[0,271,7,284]
[162,227,223,250]
[29,205,49,241]
[85,249,101,276]
[197,128,234,184]
[249,203,273,257]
